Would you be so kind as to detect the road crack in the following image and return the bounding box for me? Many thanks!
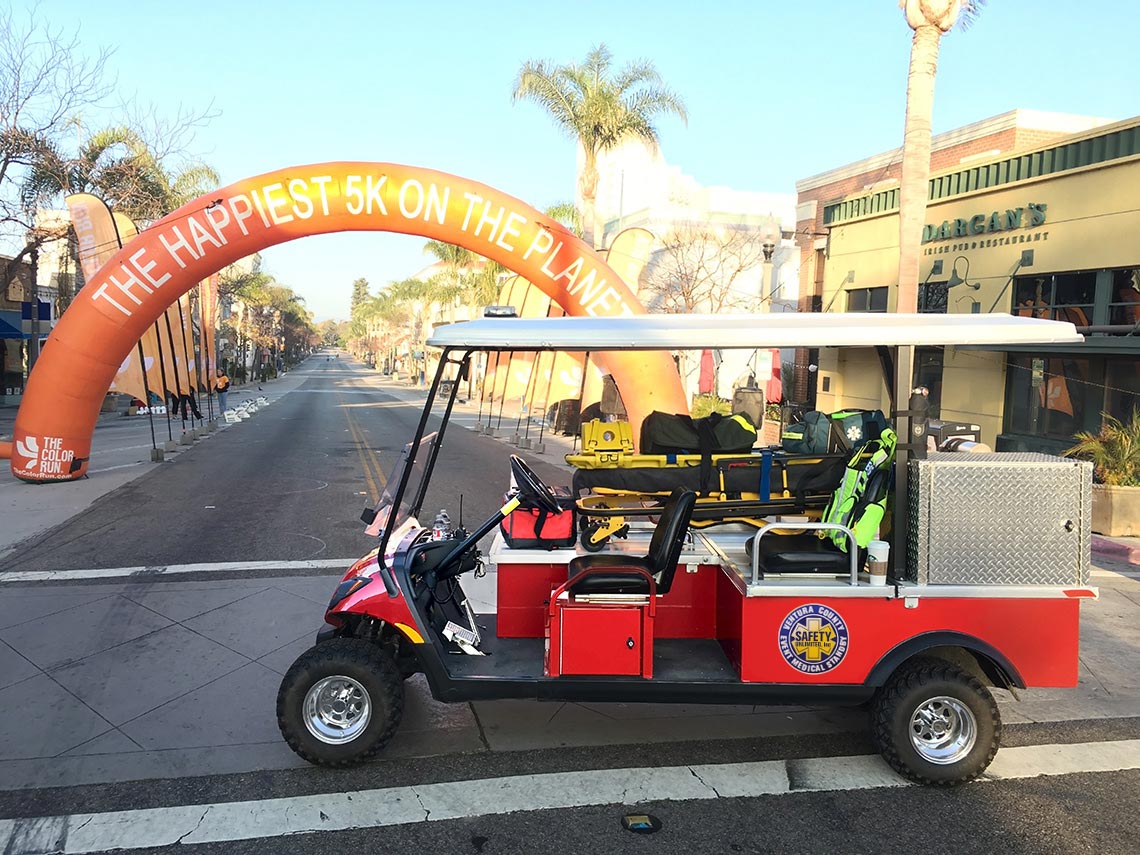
[412,788,431,821]
[689,767,722,798]
[72,816,94,833]
[175,807,211,845]
[469,703,492,752]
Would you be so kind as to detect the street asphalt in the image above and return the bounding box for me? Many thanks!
[0,352,1138,853]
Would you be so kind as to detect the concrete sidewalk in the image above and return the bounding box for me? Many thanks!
[1093,534,1140,567]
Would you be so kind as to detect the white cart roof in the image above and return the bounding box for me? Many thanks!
[426,312,1083,350]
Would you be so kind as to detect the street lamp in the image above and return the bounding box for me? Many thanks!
[758,219,782,309]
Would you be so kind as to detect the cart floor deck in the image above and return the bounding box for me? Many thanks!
[445,616,740,682]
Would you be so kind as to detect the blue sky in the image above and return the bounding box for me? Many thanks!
[41,0,1138,321]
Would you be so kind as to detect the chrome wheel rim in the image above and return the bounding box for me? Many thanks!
[303,675,371,744]
[909,696,977,765]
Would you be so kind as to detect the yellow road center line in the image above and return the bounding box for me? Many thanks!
[348,407,388,493]
[340,393,380,502]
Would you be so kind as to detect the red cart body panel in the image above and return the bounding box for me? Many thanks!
[734,595,1082,687]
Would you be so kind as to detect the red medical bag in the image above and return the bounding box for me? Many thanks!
[499,485,577,549]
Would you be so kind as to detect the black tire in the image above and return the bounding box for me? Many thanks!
[871,657,1001,786]
[277,638,404,767]
[581,523,609,551]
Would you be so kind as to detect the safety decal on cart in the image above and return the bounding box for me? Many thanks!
[778,604,849,674]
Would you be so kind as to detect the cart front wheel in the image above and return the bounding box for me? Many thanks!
[871,657,1000,786]
[277,638,404,767]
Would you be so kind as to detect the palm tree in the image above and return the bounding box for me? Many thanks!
[896,1,982,312]
[386,276,444,381]
[21,125,219,311]
[357,290,411,371]
[512,44,687,249]
[22,125,219,223]
[543,201,582,238]
[217,258,280,379]
[423,239,505,317]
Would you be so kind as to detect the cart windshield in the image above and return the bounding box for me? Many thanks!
[365,431,438,551]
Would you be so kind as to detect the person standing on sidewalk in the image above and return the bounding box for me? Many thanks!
[215,367,231,412]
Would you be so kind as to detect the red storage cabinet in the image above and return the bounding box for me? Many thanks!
[547,597,653,678]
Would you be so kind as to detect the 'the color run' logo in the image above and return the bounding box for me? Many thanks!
[15,435,75,476]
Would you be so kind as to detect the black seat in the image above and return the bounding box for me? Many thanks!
[566,487,698,596]
[746,530,852,577]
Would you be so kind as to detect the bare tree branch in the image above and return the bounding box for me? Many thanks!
[641,222,767,314]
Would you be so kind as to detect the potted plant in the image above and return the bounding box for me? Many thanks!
[1064,410,1140,537]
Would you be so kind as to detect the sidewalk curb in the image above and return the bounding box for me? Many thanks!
[1092,535,1140,566]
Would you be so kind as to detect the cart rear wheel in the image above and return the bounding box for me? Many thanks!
[871,657,1000,786]
[277,638,404,767]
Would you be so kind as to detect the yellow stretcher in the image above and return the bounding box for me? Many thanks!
[566,421,847,551]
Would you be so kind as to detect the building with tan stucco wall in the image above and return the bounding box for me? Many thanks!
[795,112,1140,453]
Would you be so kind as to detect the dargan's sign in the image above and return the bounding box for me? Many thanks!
[8,163,687,481]
[923,202,1047,243]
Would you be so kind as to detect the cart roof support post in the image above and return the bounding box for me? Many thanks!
[892,344,914,579]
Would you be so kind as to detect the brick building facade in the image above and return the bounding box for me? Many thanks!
[793,110,1112,316]
[788,110,1140,453]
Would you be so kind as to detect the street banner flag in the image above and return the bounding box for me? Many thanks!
[159,307,183,396]
[175,293,196,393]
[112,214,165,402]
[605,227,655,295]
[537,303,587,431]
[487,275,524,406]
[64,194,148,403]
[199,274,219,388]
[501,282,550,414]
[65,193,117,282]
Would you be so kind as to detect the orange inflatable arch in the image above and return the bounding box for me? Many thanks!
[6,162,686,482]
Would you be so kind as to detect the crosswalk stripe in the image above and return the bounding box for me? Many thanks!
[0,559,356,584]
[1,739,1138,853]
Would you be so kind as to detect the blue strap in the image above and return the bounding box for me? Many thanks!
[759,448,772,500]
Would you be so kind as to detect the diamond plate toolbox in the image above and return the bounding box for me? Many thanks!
[907,452,1091,585]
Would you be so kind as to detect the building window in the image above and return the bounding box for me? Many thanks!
[1004,355,1099,440]
[1002,353,1140,444]
[1109,268,1140,326]
[919,281,949,314]
[1105,357,1140,424]
[847,287,888,313]
[914,347,944,418]
[1012,272,1096,326]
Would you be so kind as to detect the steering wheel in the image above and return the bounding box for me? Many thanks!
[509,455,562,514]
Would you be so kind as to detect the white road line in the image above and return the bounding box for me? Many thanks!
[297,390,422,397]
[0,559,356,584]
[1,739,1137,853]
[86,463,145,474]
